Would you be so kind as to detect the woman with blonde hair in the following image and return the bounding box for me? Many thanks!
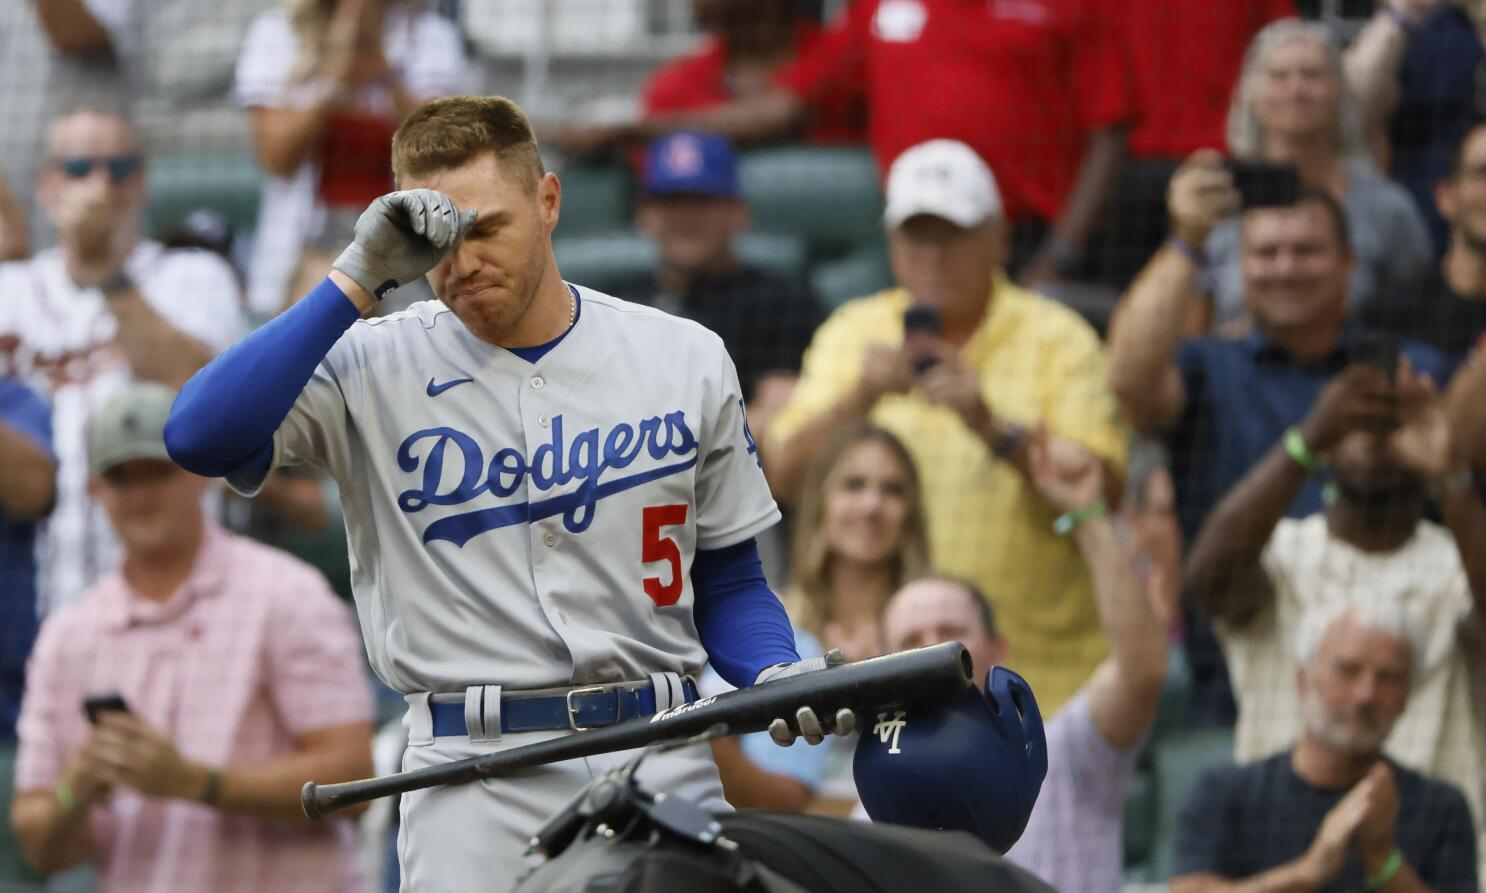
[783,423,929,661]
[234,0,465,316]
[1204,17,1431,326]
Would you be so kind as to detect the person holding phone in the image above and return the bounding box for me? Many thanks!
[10,383,374,891]
[766,140,1129,713]
[1201,18,1432,327]
[1107,153,1452,724]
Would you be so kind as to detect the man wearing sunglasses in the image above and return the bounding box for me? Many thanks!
[0,106,246,615]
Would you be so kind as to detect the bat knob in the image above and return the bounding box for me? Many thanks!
[301,781,323,821]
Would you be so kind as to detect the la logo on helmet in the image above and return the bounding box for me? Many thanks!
[873,711,908,754]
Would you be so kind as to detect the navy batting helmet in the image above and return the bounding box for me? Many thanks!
[853,665,1048,854]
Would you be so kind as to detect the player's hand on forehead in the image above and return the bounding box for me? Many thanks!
[333,188,478,301]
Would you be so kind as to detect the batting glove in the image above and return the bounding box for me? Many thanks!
[754,649,858,747]
[333,189,477,300]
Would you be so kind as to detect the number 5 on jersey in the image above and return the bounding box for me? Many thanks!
[642,504,689,607]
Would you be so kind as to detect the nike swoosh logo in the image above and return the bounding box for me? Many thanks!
[426,377,474,397]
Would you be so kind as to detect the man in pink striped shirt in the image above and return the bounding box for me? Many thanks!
[9,382,375,892]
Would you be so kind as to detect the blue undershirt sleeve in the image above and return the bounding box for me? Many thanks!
[691,538,800,689]
[164,277,362,478]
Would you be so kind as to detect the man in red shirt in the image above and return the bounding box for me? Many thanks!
[568,0,1132,285]
[642,0,864,146]
[1096,0,1295,286]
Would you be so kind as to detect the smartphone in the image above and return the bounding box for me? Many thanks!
[83,693,130,725]
[1352,331,1400,381]
[1227,161,1301,209]
[903,304,942,375]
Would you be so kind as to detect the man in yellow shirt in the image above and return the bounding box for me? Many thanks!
[765,140,1128,710]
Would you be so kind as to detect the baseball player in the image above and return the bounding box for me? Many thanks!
[164,95,849,892]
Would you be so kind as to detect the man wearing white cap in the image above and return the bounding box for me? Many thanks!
[765,140,1128,712]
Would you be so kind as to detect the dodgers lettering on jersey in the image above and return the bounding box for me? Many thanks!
[239,287,780,695]
[396,412,699,545]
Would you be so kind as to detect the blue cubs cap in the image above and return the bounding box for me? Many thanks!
[643,131,739,198]
[853,665,1048,854]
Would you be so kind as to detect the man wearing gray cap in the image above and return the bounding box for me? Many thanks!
[10,383,374,893]
[764,139,1130,712]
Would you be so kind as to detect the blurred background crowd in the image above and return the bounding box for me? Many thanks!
[1,0,1485,890]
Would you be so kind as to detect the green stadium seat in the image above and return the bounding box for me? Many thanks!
[1149,726,1236,880]
[555,231,809,296]
[145,152,263,237]
[810,243,893,308]
[1122,770,1157,881]
[554,233,654,294]
[554,162,632,236]
[739,146,884,260]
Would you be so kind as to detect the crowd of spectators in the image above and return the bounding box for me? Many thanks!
[2,0,1486,891]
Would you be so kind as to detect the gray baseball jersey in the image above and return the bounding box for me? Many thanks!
[230,285,780,695]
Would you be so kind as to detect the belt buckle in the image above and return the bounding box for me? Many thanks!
[566,685,617,731]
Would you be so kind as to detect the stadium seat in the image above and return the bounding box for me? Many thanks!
[810,243,893,308]
[555,231,809,296]
[1122,770,1157,882]
[145,152,263,237]
[739,146,884,260]
[1122,649,1191,881]
[554,161,632,236]
[1149,726,1236,880]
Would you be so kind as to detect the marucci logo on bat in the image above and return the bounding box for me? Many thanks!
[650,696,718,723]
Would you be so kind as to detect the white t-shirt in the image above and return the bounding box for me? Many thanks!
[0,242,245,613]
[1218,514,1486,872]
[233,8,465,317]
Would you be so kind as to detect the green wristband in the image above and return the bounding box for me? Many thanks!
[1366,848,1403,889]
[1053,500,1107,536]
[1284,427,1319,473]
[54,780,75,814]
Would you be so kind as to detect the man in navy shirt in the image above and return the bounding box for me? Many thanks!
[0,376,56,884]
[1171,599,1476,893]
[1107,161,1450,724]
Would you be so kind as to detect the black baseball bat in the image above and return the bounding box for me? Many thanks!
[302,641,973,819]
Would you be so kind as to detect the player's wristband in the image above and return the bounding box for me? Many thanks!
[1053,500,1107,536]
[1366,848,1403,889]
[54,780,76,814]
[1284,427,1319,473]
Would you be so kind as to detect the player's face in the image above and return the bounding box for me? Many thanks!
[90,459,208,558]
[38,111,146,237]
[1240,202,1351,338]
[819,440,912,567]
[409,153,559,343]
[635,195,747,277]
[882,580,1004,689]
[1299,617,1411,755]
[1438,127,1486,253]
[1254,34,1339,142]
[888,215,1001,318]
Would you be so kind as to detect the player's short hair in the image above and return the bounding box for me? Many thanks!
[391,95,545,192]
